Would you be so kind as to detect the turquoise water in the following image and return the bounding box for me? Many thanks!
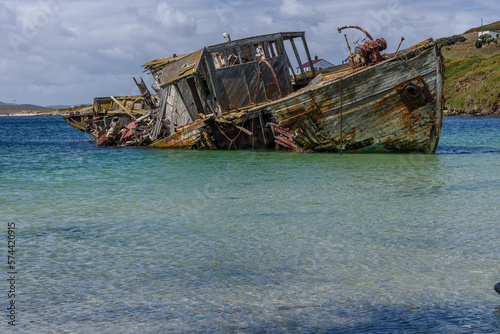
[1,116,499,333]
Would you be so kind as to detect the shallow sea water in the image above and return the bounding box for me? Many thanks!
[1,116,499,333]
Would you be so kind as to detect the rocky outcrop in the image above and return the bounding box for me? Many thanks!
[444,108,500,116]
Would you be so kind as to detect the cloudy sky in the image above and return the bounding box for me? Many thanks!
[1,0,498,106]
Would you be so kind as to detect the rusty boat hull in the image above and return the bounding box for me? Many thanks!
[150,41,443,153]
[64,30,444,153]
[261,41,444,153]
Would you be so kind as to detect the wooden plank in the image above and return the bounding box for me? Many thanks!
[213,56,293,111]
[263,41,271,59]
[281,32,305,39]
[278,38,298,83]
[214,118,253,136]
[207,33,285,52]
[290,38,306,80]
[174,82,199,122]
[110,96,136,120]
[301,35,316,78]
[151,85,171,140]
[187,77,206,116]
[203,52,224,114]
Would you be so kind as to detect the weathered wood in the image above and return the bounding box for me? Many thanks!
[263,41,271,59]
[215,118,253,136]
[149,117,212,148]
[301,35,316,78]
[174,82,199,122]
[262,44,443,152]
[212,56,293,111]
[159,49,205,87]
[151,86,171,140]
[206,32,304,53]
[110,96,136,120]
[69,30,443,153]
[204,51,224,114]
[133,77,156,110]
[278,38,298,84]
[290,38,306,80]
[187,77,206,116]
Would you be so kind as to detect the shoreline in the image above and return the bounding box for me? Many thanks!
[0,104,92,117]
[3,112,499,117]
[0,112,71,117]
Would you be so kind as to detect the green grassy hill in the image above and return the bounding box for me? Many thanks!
[464,21,500,34]
[439,21,500,115]
[444,55,500,115]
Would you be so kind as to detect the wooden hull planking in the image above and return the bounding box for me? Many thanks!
[254,42,444,153]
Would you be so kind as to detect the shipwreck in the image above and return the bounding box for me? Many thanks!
[64,26,444,153]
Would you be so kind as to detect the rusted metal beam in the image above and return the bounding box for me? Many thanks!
[337,25,373,41]
[395,36,405,54]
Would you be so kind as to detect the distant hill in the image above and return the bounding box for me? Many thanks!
[0,101,46,108]
[0,104,53,116]
[0,101,81,116]
[438,21,500,116]
[464,21,500,34]
[45,105,71,109]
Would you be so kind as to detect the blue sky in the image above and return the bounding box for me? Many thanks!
[0,0,498,106]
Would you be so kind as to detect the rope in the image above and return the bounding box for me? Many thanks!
[253,67,263,105]
[215,111,252,150]
[251,115,255,150]
[339,78,343,155]
[215,122,237,150]
[258,111,267,147]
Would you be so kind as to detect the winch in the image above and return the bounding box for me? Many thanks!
[338,25,388,69]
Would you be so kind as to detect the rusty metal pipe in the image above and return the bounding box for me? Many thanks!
[343,34,352,55]
[395,36,405,54]
[258,59,284,99]
[337,25,373,41]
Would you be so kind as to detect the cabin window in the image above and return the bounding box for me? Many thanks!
[240,45,253,63]
[200,76,211,98]
[213,52,225,68]
[211,39,284,69]
[269,40,279,57]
